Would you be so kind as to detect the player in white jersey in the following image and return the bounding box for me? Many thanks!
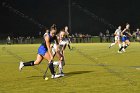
[52,30,66,76]
[109,26,122,48]
[52,30,67,55]
[64,26,72,50]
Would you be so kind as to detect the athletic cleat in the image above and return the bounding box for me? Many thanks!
[118,51,122,53]
[19,61,24,71]
[109,46,111,48]
[51,74,61,79]
[59,72,65,77]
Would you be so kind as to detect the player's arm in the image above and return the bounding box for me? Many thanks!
[123,29,132,37]
[121,29,126,36]
[128,32,132,37]
[55,37,63,60]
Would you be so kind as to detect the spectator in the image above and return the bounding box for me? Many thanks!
[99,32,103,42]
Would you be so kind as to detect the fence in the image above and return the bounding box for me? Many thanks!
[0,36,138,44]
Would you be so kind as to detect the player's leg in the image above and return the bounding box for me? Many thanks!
[19,45,46,71]
[68,44,71,50]
[109,42,116,48]
[117,36,122,48]
[118,41,125,53]
[109,36,117,48]
[118,36,126,53]
[67,39,72,50]
[61,44,66,55]
[55,51,65,76]
[118,40,122,48]
[19,54,43,71]
[124,40,130,49]
[43,52,60,78]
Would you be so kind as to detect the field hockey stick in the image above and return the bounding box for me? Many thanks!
[43,63,49,79]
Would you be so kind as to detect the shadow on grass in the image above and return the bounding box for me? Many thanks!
[26,71,94,79]
[65,70,94,77]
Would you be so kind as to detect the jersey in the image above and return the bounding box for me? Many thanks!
[38,33,57,56]
[42,32,57,48]
[114,29,121,41]
[52,34,67,55]
[115,29,121,36]
[122,28,131,42]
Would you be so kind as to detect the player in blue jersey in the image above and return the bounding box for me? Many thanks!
[118,23,132,53]
[19,24,61,78]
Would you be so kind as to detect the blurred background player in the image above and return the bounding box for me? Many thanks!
[118,23,132,53]
[109,26,122,48]
[64,26,72,50]
[19,24,61,79]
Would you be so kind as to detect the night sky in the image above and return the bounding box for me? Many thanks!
[0,0,140,37]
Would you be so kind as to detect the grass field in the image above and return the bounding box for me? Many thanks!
[0,43,140,93]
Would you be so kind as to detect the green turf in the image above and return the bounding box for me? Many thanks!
[0,43,140,93]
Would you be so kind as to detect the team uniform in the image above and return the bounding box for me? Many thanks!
[118,28,131,53]
[109,27,122,48]
[19,32,61,79]
[114,29,121,41]
[121,29,130,42]
[52,32,66,76]
[64,28,72,50]
[52,36,67,55]
[38,33,57,56]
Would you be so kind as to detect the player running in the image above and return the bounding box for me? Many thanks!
[19,25,61,79]
[64,26,72,50]
[118,23,132,53]
[109,26,122,48]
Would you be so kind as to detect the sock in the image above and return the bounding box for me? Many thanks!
[59,62,63,73]
[49,61,55,75]
[23,61,34,66]
[124,44,129,49]
[119,46,123,51]
[111,43,115,47]
[68,44,71,50]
